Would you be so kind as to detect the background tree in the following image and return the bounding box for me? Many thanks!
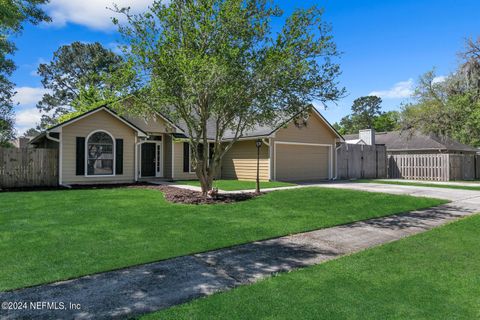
[351,95,382,128]
[113,0,344,194]
[401,38,480,147]
[23,127,40,137]
[373,110,401,132]
[334,96,399,134]
[36,41,124,128]
[0,0,50,146]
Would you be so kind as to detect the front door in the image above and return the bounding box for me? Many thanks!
[141,143,156,177]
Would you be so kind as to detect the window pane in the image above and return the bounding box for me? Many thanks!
[87,132,113,175]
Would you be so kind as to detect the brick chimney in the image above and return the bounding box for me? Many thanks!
[359,129,375,145]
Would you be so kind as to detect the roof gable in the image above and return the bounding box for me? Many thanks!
[47,106,148,137]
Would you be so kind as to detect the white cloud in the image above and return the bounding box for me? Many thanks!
[45,0,152,30]
[369,79,414,99]
[12,86,50,133]
[432,75,446,84]
[15,108,43,132]
[13,86,48,106]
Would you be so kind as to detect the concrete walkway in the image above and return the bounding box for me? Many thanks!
[2,183,480,320]
[377,178,480,187]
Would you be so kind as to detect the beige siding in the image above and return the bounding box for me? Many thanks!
[172,141,197,180]
[62,110,137,184]
[275,144,329,181]
[221,140,269,181]
[274,111,337,144]
[271,111,338,180]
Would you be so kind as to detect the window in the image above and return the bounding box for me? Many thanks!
[189,143,214,173]
[87,131,114,176]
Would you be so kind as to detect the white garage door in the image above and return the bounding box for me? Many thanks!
[275,143,330,181]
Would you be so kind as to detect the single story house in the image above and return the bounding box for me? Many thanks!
[344,130,478,155]
[30,105,343,185]
[344,129,479,181]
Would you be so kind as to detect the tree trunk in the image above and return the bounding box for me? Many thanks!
[196,146,222,197]
[197,169,213,196]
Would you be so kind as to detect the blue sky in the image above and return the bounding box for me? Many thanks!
[10,0,480,133]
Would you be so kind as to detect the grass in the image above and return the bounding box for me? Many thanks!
[0,187,445,291]
[357,179,480,191]
[144,214,480,320]
[173,179,295,191]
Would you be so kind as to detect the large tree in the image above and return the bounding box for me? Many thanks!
[401,70,480,147]
[401,37,480,147]
[333,95,400,134]
[0,0,50,146]
[113,0,344,194]
[36,41,124,128]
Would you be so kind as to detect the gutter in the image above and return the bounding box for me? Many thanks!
[46,131,60,143]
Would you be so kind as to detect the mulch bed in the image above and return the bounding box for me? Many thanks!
[133,184,261,204]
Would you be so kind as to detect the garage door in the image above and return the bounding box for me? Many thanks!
[275,143,330,181]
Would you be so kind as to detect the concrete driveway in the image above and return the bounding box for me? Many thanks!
[307,181,480,202]
[1,182,479,319]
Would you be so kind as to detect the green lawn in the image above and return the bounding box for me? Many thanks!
[145,214,480,320]
[0,187,445,291]
[358,179,480,191]
[173,179,295,191]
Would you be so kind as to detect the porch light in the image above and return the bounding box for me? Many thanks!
[255,139,262,194]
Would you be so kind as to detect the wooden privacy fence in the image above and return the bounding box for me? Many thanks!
[388,153,478,181]
[337,143,387,179]
[0,147,58,188]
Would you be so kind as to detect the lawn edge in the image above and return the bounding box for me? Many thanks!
[143,212,479,318]
[1,193,448,293]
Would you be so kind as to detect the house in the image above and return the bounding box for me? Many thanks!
[29,105,343,185]
[344,129,479,181]
[10,136,34,148]
[344,129,478,155]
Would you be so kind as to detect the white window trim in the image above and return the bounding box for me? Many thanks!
[273,141,333,181]
[85,129,116,177]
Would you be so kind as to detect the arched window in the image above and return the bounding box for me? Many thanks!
[86,131,114,176]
